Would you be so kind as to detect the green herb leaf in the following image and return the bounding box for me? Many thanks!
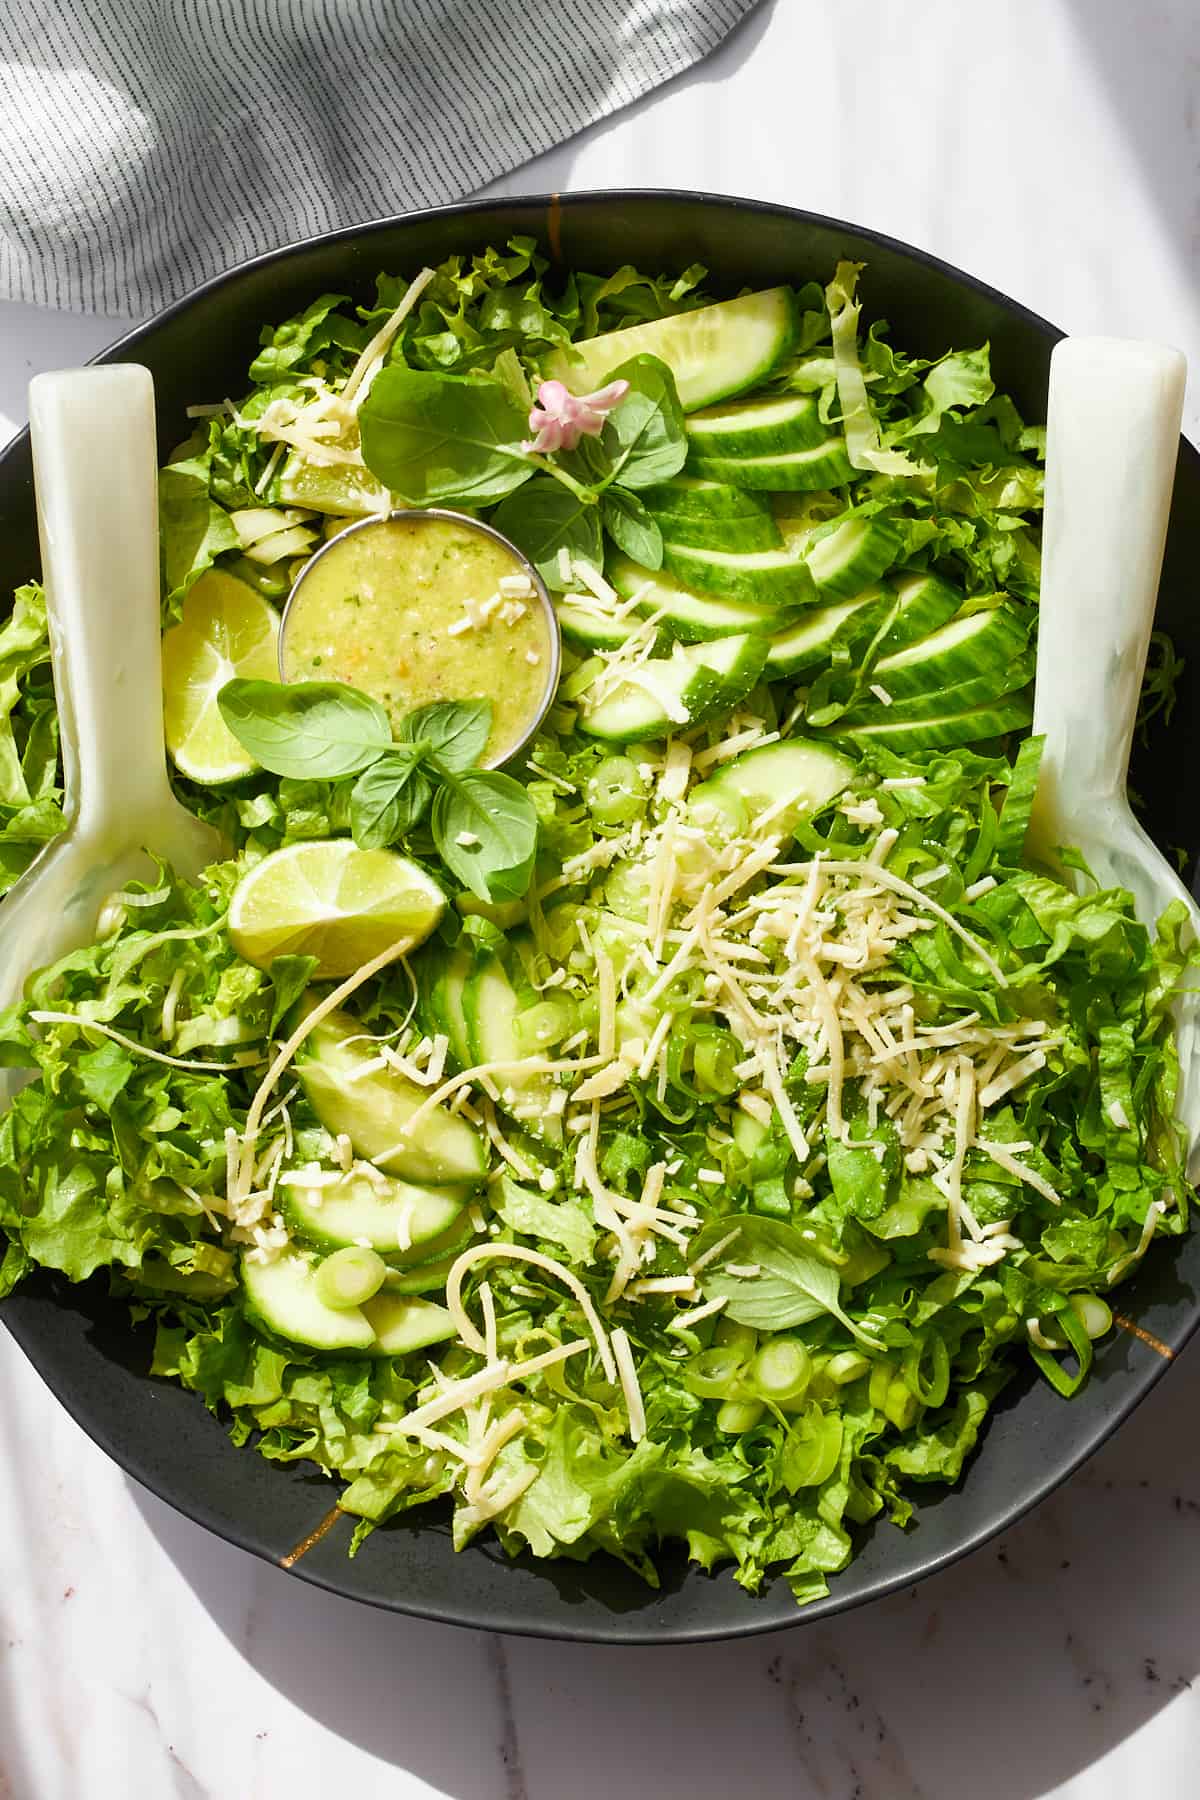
[218,678,391,779]
[350,750,433,848]
[431,769,538,902]
[694,1217,883,1348]
[396,699,492,772]
[158,455,240,615]
[602,487,664,568]
[597,354,688,490]
[359,368,534,506]
[267,955,320,1034]
[492,478,603,590]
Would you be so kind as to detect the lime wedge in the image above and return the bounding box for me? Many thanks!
[276,453,391,517]
[228,840,445,976]
[162,569,280,783]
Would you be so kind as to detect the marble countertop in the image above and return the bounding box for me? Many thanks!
[2,1,1199,1795]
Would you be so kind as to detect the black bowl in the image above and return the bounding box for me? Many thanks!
[2,191,1199,1643]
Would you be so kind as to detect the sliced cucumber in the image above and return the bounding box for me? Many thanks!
[685,393,827,458]
[659,540,816,606]
[840,666,1032,726]
[638,476,773,523]
[836,692,1033,751]
[870,606,1028,700]
[879,571,964,654]
[765,587,891,678]
[422,940,476,1068]
[610,555,781,641]
[804,517,903,598]
[556,599,639,651]
[243,1250,376,1351]
[650,510,782,555]
[543,287,797,412]
[578,633,769,743]
[296,1008,486,1186]
[689,738,856,838]
[464,947,562,1144]
[688,438,855,492]
[280,1168,468,1255]
[359,1291,456,1355]
[276,454,390,517]
[385,1214,479,1293]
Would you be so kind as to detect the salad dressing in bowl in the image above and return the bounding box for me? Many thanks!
[280,510,559,765]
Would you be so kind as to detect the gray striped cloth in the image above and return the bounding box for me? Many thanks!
[0,0,757,315]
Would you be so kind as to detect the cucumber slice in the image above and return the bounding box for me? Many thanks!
[685,394,826,457]
[610,556,780,642]
[879,572,964,654]
[464,948,563,1144]
[543,287,797,412]
[276,454,390,517]
[804,517,903,598]
[280,1168,468,1255]
[422,940,475,1068]
[578,633,769,743]
[765,587,890,678]
[638,476,773,523]
[871,606,1028,700]
[688,438,855,492]
[359,1292,456,1356]
[385,1214,479,1293]
[650,511,782,555]
[835,692,1033,752]
[842,666,1032,726]
[296,1008,486,1186]
[689,738,855,837]
[556,600,639,651]
[659,540,816,605]
[243,1250,376,1351]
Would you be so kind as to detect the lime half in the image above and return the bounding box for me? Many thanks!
[228,840,445,977]
[162,569,280,783]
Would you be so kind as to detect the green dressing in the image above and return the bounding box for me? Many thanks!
[282,515,553,761]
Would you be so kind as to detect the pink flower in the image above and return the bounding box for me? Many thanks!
[521,378,630,455]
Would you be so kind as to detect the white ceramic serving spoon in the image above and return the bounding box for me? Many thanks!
[1027,334,1200,1173]
[0,365,222,1029]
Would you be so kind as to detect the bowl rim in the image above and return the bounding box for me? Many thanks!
[3,186,1198,1644]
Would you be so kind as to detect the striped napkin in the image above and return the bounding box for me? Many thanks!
[0,0,757,315]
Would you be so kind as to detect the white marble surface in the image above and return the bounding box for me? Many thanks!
[2,1,1199,1794]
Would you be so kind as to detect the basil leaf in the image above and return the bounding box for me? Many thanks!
[597,354,687,490]
[694,1216,883,1348]
[359,368,534,506]
[218,678,391,779]
[350,750,433,848]
[602,487,664,569]
[397,699,491,772]
[492,477,603,590]
[431,769,538,902]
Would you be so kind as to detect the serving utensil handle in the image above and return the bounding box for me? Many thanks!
[1031,336,1185,814]
[28,364,174,842]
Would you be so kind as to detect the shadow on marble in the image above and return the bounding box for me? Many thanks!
[132,1334,1200,1800]
[1060,0,1199,290]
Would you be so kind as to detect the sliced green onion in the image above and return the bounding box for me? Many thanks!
[716,1398,765,1435]
[314,1246,386,1309]
[903,1333,950,1408]
[692,1031,741,1096]
[1072,1294,1113,1340]
[684,1344,750,1400]
[825,1350,871,1386]
[1028,1301,1094,1398]
[515,997,578,1053]
[749,1337,811,1403]
[585,756,648,825]
[604,861,653,921]
[781,1405,843,1490]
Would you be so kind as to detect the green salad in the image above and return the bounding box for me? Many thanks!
[0,241,1191,1607]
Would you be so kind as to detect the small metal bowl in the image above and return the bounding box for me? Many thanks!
[277,506,561,767]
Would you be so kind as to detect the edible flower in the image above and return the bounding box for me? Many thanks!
[521,378,630,454]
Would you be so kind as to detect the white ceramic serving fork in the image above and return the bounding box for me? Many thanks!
[1027,334,1200,1175]
[0,366,222,1031]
